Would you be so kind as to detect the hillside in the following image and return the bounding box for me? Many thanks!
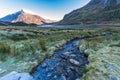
[59,0,120,25]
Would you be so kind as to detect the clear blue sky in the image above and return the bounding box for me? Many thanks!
[0,0,90,20]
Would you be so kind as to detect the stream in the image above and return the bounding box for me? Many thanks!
[33,38,88,80]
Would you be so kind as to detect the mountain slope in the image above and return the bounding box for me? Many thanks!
[59,0,120,25]
[0,21,9,26]
[0,9,54,25]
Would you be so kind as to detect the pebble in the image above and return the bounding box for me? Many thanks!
[41,63,47,68]
[47,73,52,77]
[70,67,75,71]
[59,75,66,80]
[70,54,76,57]
[69,59,80,66]
[54,75,57,79]
[76,78,81,80]
[62,52,71,56]
[60,54,68,60]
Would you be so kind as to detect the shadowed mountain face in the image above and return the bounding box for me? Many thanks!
[0,21,38,26]
[0,9,55,25]
[0,21,9,26]
[59,0,120,25]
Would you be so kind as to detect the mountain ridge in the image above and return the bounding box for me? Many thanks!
[0,9,55,25]
[59,0,120,25]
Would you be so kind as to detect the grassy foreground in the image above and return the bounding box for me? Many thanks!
[0,26,94,76]
[78,28,120,80]
[0,26,119,80]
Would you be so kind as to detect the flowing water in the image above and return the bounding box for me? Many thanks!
[41,25,99,29]
[33,38,88,80]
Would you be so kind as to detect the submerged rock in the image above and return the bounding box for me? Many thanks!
[69,59,80,66]
[0,71,34,80]
[59,75,66,80]
[41,63,47,68]
[62,52,72,56]
[70,54,76,57]
[75,78,81,80]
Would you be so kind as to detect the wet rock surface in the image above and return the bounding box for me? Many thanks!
[33,39,88,80]
[0,71,34,80]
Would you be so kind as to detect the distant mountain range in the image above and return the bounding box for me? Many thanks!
[59,0,120,25]
[0,9,56,26]
[1,0,120,26]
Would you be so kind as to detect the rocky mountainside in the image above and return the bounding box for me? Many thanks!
[0,21,38,26]
[59,0,120,25]
[0,9,55,25]
[0,21,9,26]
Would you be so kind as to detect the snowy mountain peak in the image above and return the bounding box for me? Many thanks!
[20,9,39,15]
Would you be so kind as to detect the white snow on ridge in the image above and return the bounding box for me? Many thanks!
[21,9,39,15]
[0,9,41,22]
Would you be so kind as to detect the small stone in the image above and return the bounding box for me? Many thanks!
[54,75,57,79]
[70,67,75,71]
[47,73,52,77]
[60,54,68,60]
[72,42,78,47]
[59,75,66,80]
[70,54,76,57]
[69,59,80,66]
[62,52,72,56]
[76,78,81,80]
[42,63,47,68]
[51,67,54,70]
[60,52,72,59]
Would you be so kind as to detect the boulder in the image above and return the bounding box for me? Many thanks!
[0,71,34,80]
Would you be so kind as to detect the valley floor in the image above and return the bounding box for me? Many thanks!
[0,26,119,80]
